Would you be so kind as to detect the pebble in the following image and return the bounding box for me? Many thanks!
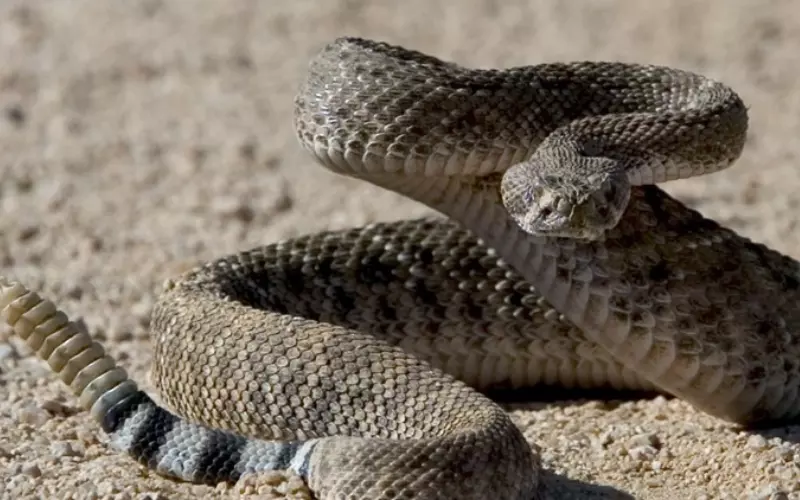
[137,493,168,500]
[4,103,26,126]
[629,432,662,450]
[16,403,53,427]
[50,441,82,458]
[628,445,659,461]
[271,188,295,213]
[211,196,255,222]
[40,398,79,416]
[774,445,795,461]
[6,475,28,491]
[0,342,17,361]
[235,471,314,498]
[747,434,769,450]
[97,480,120,496]
[591,430,613,450]
[74,484,99,499]
[21,461,41,478]
[18,224,40,241]
[76,427,101,446]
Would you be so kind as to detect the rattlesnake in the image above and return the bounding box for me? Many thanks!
[2,37,799,500]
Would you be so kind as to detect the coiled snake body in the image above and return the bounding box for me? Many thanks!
[2,37,800,500]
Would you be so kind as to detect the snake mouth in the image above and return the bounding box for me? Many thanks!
[515,214,609,241]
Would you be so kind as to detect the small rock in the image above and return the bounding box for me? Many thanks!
[0,342,17,361]
[236,471,314,498]
[65,285,84,300]
[628,445,659,461]
[50,440,82,458]
[272,189,294,213]
[5,104,26,126]
[645,478,663,488]
[97,480,120,496]
[265,155,281,170]
[212,196,255,223]
[75,483,99,499]
[238,140,257,162]
[591,430,613,450]
[40,398,79,416]
[18,224,40,241]
[6,475,27,490]
[138,493,168,500]
[629,432,662,450]
[16,403,52,426]
[14,174,33,192]
[21,461,41,477]
[774,445,795,461]
[747,434,769,450]
[76,427,101,446]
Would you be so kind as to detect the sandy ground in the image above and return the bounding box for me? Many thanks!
[1,1,800,499]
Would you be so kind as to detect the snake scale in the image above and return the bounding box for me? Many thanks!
[2,37,800,500]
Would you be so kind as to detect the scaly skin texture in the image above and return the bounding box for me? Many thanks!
[295,38,747,239]
[2,37,798,500]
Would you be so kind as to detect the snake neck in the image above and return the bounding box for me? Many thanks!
[358,172,800,425]
[362,174,564,305]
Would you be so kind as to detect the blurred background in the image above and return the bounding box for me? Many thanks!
[1,1,799,499]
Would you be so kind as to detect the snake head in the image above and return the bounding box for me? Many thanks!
[501,161,631,240]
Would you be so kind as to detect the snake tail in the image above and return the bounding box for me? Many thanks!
[0,278,319,486]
